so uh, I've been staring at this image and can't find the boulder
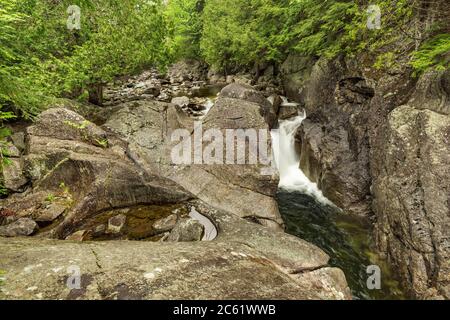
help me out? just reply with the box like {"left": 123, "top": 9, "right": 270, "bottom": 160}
{"left": 0, "top": 218, "right": 38, "bottom": 237}
{"left": 10, "top": 132, "right": 25, "bottom": 152}
{"left": 1, "top": 158, "right": 28, "bottom": 192}
{"left": 153, "top": 214, "right": 178, "bottom": 233}
{"left": 166, "top": 217, "right": 204, "bottom": 242}
{"left": 35, "top": 203, "right": 66, "bottom": 223}
{"left": 278, "top": 105, "right": 300, "bottom": 120}
{"left": 142, "top": 86, "right": 160, "bottom": 97}
{"left": 267, "top": 94, "right": 282, "bottom": 115}
{"left": 1, "top": 107, "right": 193, "bottom": 239}
{"left": 220, "top": 83, "right": 277, "bottom": 128}
{"left": 26, "top": 108, "right": 108, "bottom": 148}
{"left": 171, "top": 96, "right": 190, "bottom": 108}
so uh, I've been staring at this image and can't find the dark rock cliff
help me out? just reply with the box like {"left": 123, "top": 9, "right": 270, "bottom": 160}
{"left": 281, "top": 51, "right": 449, "bottom": 299}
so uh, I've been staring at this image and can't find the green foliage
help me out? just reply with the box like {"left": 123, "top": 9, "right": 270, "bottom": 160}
{"left": 64, "top": 119, "right": 90, "bottom": 130}
{"left": 95, "top": 138, "right": 108, "bottom": 148}
{"left": 0, "top": 0, "right": 40, "bottom": 118}
{"left": 0, "top": 0, "right": 447, "bottom": 122}
{"left": 199, "top": 0, "right": 447, "bottom": 73}
{"left": 412, "top": 34, "right": 450, "bottom": 75}
{"left": 1, "top": 0, "right": 169, "bottom": 116}
{"left": 165, "top": 0, "right": 205, "bottom": 60}
{"left": 199, "top": 0, "right": 372, "bottom": 71}
{"left": 45, "top": 193, "right": 56, "bottom": 203}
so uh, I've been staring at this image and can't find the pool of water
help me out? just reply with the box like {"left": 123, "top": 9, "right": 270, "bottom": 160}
{"left": 277, "top": 191, "right": 407, "bottom": 300}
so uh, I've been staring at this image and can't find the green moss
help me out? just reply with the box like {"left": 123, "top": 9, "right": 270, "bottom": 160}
{"left": 45, "top": 193, "right": 56, "bottom": 203}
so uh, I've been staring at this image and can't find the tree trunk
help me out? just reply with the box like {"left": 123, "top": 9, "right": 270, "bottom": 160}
{"left": 88, "top": 83, "right": 104, "bottom": 106}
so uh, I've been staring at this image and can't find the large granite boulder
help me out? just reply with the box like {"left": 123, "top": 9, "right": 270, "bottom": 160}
{"left": 1, "top": 108, "right": 192, "bottom": 239}
{"left": 0, "top": 218, "right": 38, "bottom": 237}
{"left": 220, "top": 83, "right": 277, "bottom": 128}
{"left": 104, "top": 92, "right": 283, "bottom": 229}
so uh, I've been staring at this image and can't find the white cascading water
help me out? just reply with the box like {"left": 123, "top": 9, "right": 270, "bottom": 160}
{"left": 199, "top": 98, "right": 215, "bottom": 119}
{"left": 271, "top": 104, "right": 333, "bottom": 206}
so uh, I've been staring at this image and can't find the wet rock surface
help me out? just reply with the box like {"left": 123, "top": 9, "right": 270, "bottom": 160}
{"left": 282, "top": 53, "right": 450, "bottom": 298}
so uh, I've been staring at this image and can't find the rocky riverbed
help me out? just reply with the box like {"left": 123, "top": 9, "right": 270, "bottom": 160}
{"left": 0, "top": 57, "right": 448, "bottom": 300}
{"left": 0, "top": 65, "right": 352, "bottom": 300}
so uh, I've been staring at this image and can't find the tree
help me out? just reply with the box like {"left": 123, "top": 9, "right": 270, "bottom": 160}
{"left": 4, "top": 0, "right": 168, "bottom": 108}
{"left": 165, "top": 0, "right": 205, "bottom": 61}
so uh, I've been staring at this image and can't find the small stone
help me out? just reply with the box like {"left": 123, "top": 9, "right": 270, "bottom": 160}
{"left": 0, "top": 218, "right": 38, "bottom": 237}
{"left": 92, "top": 224, "right": 106, "bottom": 237}
{"left": 106, "top": 214, "right": 127, "bottom": 234}
{"left": 65, "top": 230, "right": 90, "bottom": 242}
{"left": 10, "top": 132, "right": 25, "bottom": 152}
{"left": 1, "top": 158, "right": 28, "bottom": 191}
{"left": 171, "top": 96, "right": 190, "bottom": 108}
{"left": 5, "top": 143, "right": 21, "bottom": 157}
{"left": 153, "top": 214, "right": 178, "bottom": 233}
{"left": 143, "top": 86, "right": 161, "bottom": 96}
{"left": 166, "top": 218, "right": 204, "bottom": 242}
{"left": 35, "top": 203, "right": 66, "bottom": 222}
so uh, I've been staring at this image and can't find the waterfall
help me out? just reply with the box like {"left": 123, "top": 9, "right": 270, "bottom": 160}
{"left": 271, "top": 108, "right": 333, "bottom": 206}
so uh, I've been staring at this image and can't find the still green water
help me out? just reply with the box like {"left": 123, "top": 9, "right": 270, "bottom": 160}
{"left": 277, "top": 191, "right": 407, "bottom": 300}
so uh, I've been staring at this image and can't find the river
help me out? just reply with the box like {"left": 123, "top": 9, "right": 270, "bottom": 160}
{"left": 272, "top": 111, "right": 406, "bottom": 300}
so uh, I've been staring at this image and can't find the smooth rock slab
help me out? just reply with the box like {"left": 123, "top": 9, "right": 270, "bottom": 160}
{"left": 0, "top": 238, "right": 351, "bottom": 300}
